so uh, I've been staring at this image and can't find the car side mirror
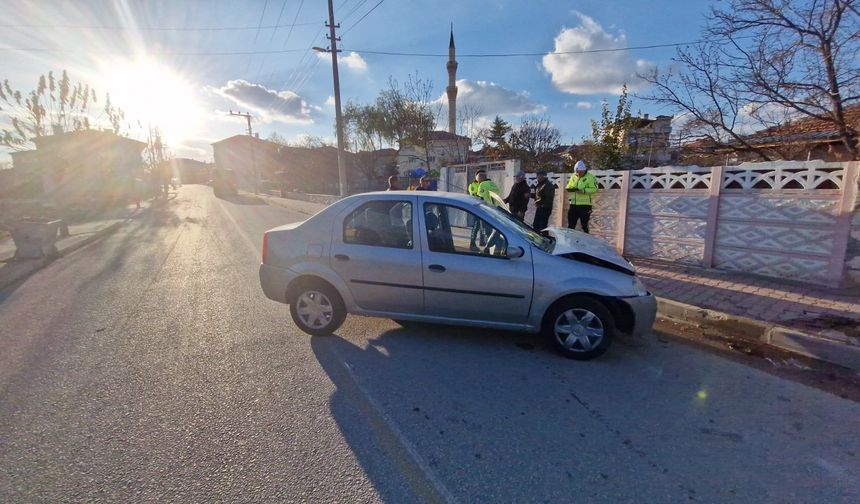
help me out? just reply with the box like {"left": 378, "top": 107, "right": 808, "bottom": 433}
{"left": 508, "top": 246, "right": 525, "bottom": 259}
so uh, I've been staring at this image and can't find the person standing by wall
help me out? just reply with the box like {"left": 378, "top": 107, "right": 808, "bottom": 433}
{"left": 475, "top": 171, "right": 506, "bottom": 254}
{"left": 386, "top": 175, "right": 401, "bottom": 191}
{"left": 532, "top": 170, "right": 556, "bottom": 232}
{"left": 415, "top": 175, "right": 434, "bottom": 191}
{"left": 565, "top": 160, "right": 598, "bottom": 233}
{"left": 468, "top": 170, "right": 486, "bottom": 250}
{"left": 476, "top": 171, "right": 502, "bottom": 206}
{"left": 504, "top": 171, "right": 530, "bottom": 221}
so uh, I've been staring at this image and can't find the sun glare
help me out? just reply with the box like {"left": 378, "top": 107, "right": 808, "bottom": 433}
{"left": 101, "top": 58, "right": 201, "bottom": 146}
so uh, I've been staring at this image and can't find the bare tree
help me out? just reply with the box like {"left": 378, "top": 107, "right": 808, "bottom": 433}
{"left": 378, "top": 73, "right": 441, "bottom": 164}
{"left": 509, "top": 114, "right": 562, "bottom": 170}
{"left": 642, "top": 0, "right": 860, "bottom": 160}
{"left": 344, "top": 101, "right": 389, "bottom": 181}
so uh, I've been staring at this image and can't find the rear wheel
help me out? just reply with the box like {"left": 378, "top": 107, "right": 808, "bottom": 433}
{"left": 543, "top": 296, "right": 614, "bottom": 360}
{"left": 289, "top": 281, "right": 345, "bottom": 336}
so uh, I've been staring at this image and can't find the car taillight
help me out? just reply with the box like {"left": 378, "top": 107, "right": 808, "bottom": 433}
{"left": 262, "top": 232, "right": 269, "bottom": 264}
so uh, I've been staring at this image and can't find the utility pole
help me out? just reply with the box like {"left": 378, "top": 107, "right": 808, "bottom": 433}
{"left": 325, "top": 0, "right": 347, "bottom": 196}
{"left": 229, "top": 110, "right": 258, "bottom": 194}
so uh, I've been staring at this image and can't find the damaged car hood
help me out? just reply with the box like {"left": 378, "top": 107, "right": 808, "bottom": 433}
{"left": 545, "top": 226, "right": 635, "bottom": 274}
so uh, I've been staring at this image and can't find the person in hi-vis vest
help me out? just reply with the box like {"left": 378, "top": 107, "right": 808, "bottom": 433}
{"left": 565, "top": 160, "right": 598, "bottom": 233}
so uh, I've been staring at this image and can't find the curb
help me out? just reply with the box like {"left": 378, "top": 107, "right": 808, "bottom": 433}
{"left": 656, "top": 297, "right": 860, "bottom": 372}
{"left": 0, "top": 216, "right": 131, "bottom": 292}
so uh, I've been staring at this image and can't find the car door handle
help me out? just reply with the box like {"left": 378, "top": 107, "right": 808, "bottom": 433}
{"left": 428, "top": 264, "right": 446, "bottom": 272}
{"left": 334, "top": 254, "right": 350, "bottom": 261}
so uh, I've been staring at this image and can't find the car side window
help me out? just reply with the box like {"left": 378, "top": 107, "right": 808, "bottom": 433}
{"left": 423, "top": 203, "right": 508, "bottom": 257}
{"left": 343, "top": 200, "right": 413, "bottom": 249}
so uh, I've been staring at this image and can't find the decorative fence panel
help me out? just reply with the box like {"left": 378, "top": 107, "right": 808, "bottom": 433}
{"left": 446, "top": 160, "right": 858, "bottom": 287}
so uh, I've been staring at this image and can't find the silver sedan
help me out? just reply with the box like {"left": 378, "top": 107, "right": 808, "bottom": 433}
{"left": 259, "top": 191, "right": 656, "bottom": 360}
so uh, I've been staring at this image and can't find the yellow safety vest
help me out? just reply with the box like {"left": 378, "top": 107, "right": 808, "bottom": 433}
{"left": 477, "top": 180, "right": 501, "bottom": 205}
{"left": 566, "top": 172, "right": 598, "bottom": 205}
{"left": 468, "top": 181, "right": 481, "bottom": 197}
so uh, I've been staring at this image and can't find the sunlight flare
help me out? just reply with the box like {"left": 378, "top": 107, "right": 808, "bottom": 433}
{"left": 100, "top": 57, "right": 201, "bottom": 145}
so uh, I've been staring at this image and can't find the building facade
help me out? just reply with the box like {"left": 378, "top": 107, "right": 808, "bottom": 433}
{"left": 397, "top": 131, "right": 472, "bottom": 176}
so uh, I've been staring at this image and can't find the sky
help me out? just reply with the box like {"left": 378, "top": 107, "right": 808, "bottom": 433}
{"left": 0, "top": 0, "right": 715, "bottom": 163}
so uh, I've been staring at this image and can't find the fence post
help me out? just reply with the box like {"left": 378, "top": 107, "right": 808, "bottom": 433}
{"left": 616, "top": 171, "right": 631, "bottom": 254}
{"left": 828, "top": 161, "right": 859, "bottom": 287}
{"left": 554, "top": 173, "right": 567, "bottom": 227}
{"left": 702, "top": 165, "right": 723, "bottom": 268}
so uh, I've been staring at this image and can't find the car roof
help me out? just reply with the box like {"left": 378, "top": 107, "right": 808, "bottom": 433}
{"left": 355, "top": 191, "right": 481, "bottom": 205}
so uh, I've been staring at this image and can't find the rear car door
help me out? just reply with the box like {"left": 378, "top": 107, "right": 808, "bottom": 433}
{"left": 330, "top": 197, "right": 423, "bottom": 314}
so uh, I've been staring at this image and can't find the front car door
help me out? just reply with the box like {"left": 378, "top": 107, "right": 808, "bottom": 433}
{"left": 330, "top": 197, "right": 423, "bottom": 314}
{"left": 419, "top": 200, "right": 533, "bottom": 325}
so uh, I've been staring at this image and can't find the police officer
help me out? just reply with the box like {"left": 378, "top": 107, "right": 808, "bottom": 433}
{"left": 565, "top": 160, "right": 598, "bottom": 233}
{"left": 476, "top": 171, "right": 502, "bottom": 206}
{"left": 468, "top": 171, "right": 482, "bottom": 198}
{"left": 467, "top": 171, "right": 485, "bottom": 250}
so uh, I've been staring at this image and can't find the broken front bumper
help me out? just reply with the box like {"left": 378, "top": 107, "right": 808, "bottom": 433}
{"left": 619, "top": 292, "right": 657, "bottom": 338}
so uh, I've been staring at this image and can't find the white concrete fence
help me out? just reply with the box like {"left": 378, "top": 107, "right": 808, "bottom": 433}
{"left": 442, "top": 160, "right": 860, "bottom": 288}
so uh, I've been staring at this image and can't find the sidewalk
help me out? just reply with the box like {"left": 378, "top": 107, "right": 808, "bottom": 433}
{"left": 634, "top": 257, "right": 860, "bottom": 370}
{"left": 0, "top": 204, "right": 146, "bottom": 289}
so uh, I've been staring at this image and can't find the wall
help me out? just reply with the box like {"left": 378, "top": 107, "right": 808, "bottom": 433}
{"left": 507, "top": 161, "right": 860, "bottom": 288}
{"left": 848, "top": 182, "right": 860, "bottom": 286}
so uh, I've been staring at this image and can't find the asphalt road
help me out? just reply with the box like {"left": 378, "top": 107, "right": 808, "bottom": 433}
{"left": 1, "top": 185, "right": 859, "bottom": 503}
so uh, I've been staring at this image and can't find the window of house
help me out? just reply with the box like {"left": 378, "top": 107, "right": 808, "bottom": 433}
{"left": 423, "top": 203, "right": 508, "bottom": 257}
{"left": 343, "top": 200, "right": 413, "bottom": 249}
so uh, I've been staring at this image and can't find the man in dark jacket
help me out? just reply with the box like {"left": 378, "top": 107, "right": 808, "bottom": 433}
{"left": 532, "top": 170, "right": 555, "bottom": 231}
{"left": 504, "top": 171, "right": 530, "bottom": 221}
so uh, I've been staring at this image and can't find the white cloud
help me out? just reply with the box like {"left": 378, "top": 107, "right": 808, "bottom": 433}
{"left": 317, "top": 51, "right": 368, "bottom": 72}
{"left": 542, "top": 12, "right": 654, "bottom": 95}
{"left": 172, "top": 137, "right": 216, "bottom": 160}
{"left": 440, "top": 79, "right": 546, "bottom": 115}
{"left": 576, "top": 101, "right": 593, "bottom": 109}
{"left": 212, "top": 80, "right": 313, "bottom": 124}
{"left": 325, "top": 96, "right": 336, "bottom": 107}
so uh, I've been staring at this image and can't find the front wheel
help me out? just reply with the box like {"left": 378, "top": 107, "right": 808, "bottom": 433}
{"left": 543, "top": 296, "right": 614, "bottom": 360}
{"left": 289, "top": 282, "right": 345, "bottom": 336}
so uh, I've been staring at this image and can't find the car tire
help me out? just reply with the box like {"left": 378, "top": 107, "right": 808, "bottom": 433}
{"left": 543, "top": 296, "right": 614, "bottom": 360}
{"left": 289, "top": 281, "right": 346, "bottom": 336}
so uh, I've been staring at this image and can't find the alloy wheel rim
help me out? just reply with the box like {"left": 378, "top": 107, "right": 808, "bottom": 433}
{"left": 296, "top": 290, "right": 334, "bottom": 329}
{"left": 554, "top": 308, "right": 604, "bottom": 352}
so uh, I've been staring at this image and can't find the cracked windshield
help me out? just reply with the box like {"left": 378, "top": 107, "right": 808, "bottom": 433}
{"left": 2, "top": 1, "right": 860, "bottom": 502}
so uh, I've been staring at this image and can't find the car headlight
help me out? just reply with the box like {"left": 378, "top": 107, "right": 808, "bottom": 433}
{"left": 632, "top": 276, "right": 649, "bottom": 296}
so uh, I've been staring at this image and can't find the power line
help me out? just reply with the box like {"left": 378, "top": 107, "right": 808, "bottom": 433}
{"left": 341, "top": 0, "right": 370, "bottom": 22}
{"left": 254, "top": 0, "right": 307, "bottom": 84}
{"left": 0, "top": 21, "right": 322, "bottom": 32}
{"left": 281, "top": 0, "right": 307, "bottom": 49}
{"left": 1, "top": 35, "right": 757, "bottom": 58}
{"left": 342, "top": 38, "right": 754, "bottom": 57}
{"left": 268, "top": 0, "right": 289, "bottom": 42}
{"left": 253, "top": 0, "right": 270, "bottom": 43}
{"left": 342, "top": 0, "right": 384, "bottom": 35}
{"left": 0, "top": 46, "right": 308, "bottom": 55}
{"left": 284, "top": 27, "right": 327, "bottom": 90}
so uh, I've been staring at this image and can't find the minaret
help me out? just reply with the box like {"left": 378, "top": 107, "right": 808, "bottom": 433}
{"left": 446, "top": 24, "right": 458, "bottom": 134}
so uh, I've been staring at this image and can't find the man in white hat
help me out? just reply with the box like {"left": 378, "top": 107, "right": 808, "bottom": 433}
{"left": 565, "top": 160, "right": 598, "bottom": 233}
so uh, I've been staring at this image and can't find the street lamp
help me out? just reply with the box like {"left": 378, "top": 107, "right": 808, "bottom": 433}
{"left": 313, "top": 10, "right": 348, "bottom": 197}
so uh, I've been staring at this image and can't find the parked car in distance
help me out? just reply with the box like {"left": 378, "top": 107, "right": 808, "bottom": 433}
{"left": 259, "top": 191, "right": 656, "bottom": 360}
{"left": 212, "top": 168, "right": 238, "bottom": 197}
